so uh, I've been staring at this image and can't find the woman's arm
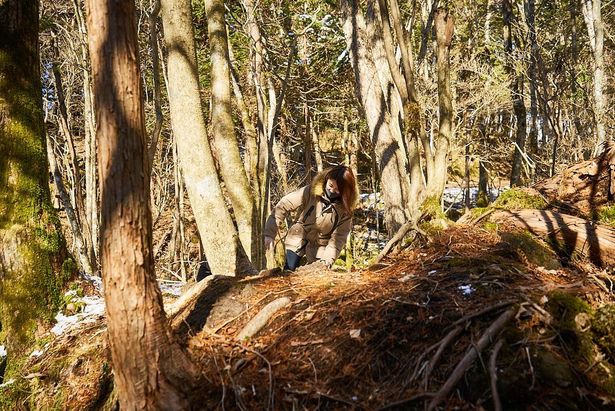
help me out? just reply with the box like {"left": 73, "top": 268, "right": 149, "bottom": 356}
{"left": 320, "top": 216, "right": 352, "bottom": 265}
{"left": 263, "top": 186, "right": 309, "bottom": 240}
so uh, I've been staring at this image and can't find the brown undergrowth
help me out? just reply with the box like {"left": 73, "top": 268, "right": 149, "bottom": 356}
{"left": 7, "top": 225, "right": 615, "bottom": 410}
{"left": 187, "top": 226, "right": 615, "bottom": 410}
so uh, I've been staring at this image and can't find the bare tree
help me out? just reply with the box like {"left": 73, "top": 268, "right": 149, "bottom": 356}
{"left": 581, "top": 0, "right": 607, "bottom": 150}
{"left": 160, "top": 0, "right": 254, "bottom": 276}
{"left": 206, "top": 0, "right": 256, "bottom": 261}
{"left": 85, "top": 0, "right": 202, "bottom": 407}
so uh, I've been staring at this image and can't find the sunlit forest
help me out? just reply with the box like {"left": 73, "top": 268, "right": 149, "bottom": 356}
{"left": 1, "top": 0, "right": 615, "bottom": 409}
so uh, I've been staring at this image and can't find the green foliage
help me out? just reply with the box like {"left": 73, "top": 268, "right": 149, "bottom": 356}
{"left": 492, "top": 188, "right": 547, "bottom": 210}
{"left": 596, "top": 205, "right": 615, "bottom": 227}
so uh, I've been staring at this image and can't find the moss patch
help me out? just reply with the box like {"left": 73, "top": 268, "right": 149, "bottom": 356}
{"left": 493, "top": 187, "right": 548, "bottom": 210}
{"left": 499, "top": 230, "right": 561, "bottom": 270}
{"left": 596, "top": 205, "right": 615, "bottom": 227}
{"left": 592, "top": 304, "right": 615, "bottom": 360}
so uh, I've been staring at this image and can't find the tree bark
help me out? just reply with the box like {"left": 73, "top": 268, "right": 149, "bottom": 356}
{"left": 0, "top": 0, "right": 70, "bottom": 359}
{"left": 341, "top": 0, "right": 415, "bottom": 233}
{"left": 492, "top": 209, "right": 615, "bottom": 268}
{"left": 432, "top": 8, "right": 454, "bottom": 199}
{"left": 502, "top": 0, "right": 528, "bottom": 187}
{"left": 72, "top": 0, "right": 99, "bottom": 265}
{"left": 206, "top": 0, "right": 256, "bottom": 261}
{"left": 84, "top": 0, "right": 203, "bottom": 408}
{"left": 581, "top": 0, "right": 607, "bottom": 150}
{"left": 160, "top": 0, "right": 254, "bottom": 276}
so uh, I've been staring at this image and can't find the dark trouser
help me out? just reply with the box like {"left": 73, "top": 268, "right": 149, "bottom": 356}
{"left": 284, "top": 250, "right": 302, "bottom": 271}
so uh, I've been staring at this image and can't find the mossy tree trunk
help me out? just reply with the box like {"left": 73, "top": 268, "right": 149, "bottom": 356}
{"left": 84, "top": 0, "right": 203, "bottom": 408}
{"left": 0, "top": 0, "right": 72, "bottom": 360}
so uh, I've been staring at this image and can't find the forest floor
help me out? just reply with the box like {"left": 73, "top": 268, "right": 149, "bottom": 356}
{"left": 6, "top": 219, "right": 615, "bottom": 410}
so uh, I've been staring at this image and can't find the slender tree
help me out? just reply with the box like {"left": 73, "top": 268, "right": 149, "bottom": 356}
{"left": 502, "top": 0, "right": 528, "bottom": 186}
{"left": 206, "top": 0, "right": 257, "bottom": 262}
{"left": 433, "top": 8, "right": 454, "bottom": 199}
{"left": 341, "top": 0, "right": 416, "bottom": 233}
{"left": 85, "top": 0, "right": 202, "bottom": 407}
{"left": 160, "top": 0, "right": 254, "bottom": 276}
{"left": 581, "top": 0, "right": 607, "bottom": 150}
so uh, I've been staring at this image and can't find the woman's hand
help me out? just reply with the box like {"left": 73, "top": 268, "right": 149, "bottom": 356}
{"left": 264, "top": 236, "right": 274, "bottom": 250}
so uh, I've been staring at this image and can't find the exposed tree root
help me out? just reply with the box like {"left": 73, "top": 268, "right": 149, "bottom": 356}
{"left": 489, "top": 338, "right": 505, "bottom": 411}
{"left": 236, "top": 297, "right": 292, "bottom": 340}
{"left": 427, "top": 306, "right": 517, "bottom": 410}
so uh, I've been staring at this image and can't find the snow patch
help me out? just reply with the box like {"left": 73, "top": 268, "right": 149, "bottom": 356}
{"left": 458, "top": 284, "right": 476, "bottom": 296}
{"left": 159, "top": 280, "right": 184, "bottom": 297}
{"left": 30, "top": 350, "right": 44, "bottom": 358}
{"left": 51, "top": 295, "right": 105, "bottom": 336}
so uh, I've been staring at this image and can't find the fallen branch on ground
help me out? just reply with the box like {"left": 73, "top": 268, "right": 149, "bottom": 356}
{"left": 428, "top": 306, "right": 517, "bottom": 410}
{"left": 489, "top": 339, "right": 505, "bottom": 411}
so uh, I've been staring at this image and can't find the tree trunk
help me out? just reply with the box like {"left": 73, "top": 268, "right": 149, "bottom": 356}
{"left": 432, "top": 8, "right": 454, "bottom": 199}
{"left": 379, "top": 0, "right": 425, "bottom": 214}
{"left": 147, "top": 0, "right": 163, "bottom": 169}
{"left": 50, "top": 56, "right": 97, "bottom": 274}
{"left": 72, "top": 0, "right": 99, "bottom": 266}
{"left": 502, "top": 0, "right": 528, "bottom": 187}
{"left": 477, "top": 116, "right": 490, "bottom": 207}
{"left": 492, "top": 209, "right": 615, "bottom": 268}
{"left": 206, "top": 0, "right": 256, "bottom": 261}
{"left": 84, "top": 0, "right": 203, "bottom": 408}
{"left": 525, "top": 0, "right": 539, "bottom": 158}
{"left": 46, "top": 132, "right": 95, "bottom": 276}
{"left": 160, "top": 0, "right": 254, "bottom": 276}
{"left": 341, "top": 0, "right": 414, "bottom": 234}
{"left": 0, "top": 0, "right": 71, "bottom": 359}
{"left": 581, "top": 0, "right": 607, "bottom": 150}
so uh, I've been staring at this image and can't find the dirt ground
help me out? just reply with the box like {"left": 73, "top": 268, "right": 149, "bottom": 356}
{"left": 183, "top": 225, "right": 615, "bottom": 410}
{"left": 7, "top": 223, "right": 615, "bottom": 410}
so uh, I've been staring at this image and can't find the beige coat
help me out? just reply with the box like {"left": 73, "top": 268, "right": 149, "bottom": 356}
{"left": 264, "top": 173, "right": 354, "bottom": 265}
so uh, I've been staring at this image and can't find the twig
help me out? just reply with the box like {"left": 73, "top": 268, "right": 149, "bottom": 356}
{"left": 229, "top": 341, "right": 275, "bottom": 411}
{"left": 375, "top": 220, "right": 417, "bottom": 263}
{"left": 423, "top": 326, "right": 464, "bottom": 389}
{"left": 428, "top": 307, "right": 517, "bottom": 410}
{"left": 376, "top": 392, "right": 435, "bottom": 410}
{"left": 525, "top": 346, "right": 535, "bottom": 390}
{"left": 489, "top": 339, "right": 504, "bottom": 411}
{"left": 448, "top": 301, "right": 515, "bottom": 329}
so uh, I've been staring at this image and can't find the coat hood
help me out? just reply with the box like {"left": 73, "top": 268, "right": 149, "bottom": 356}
{"left": 309, "top": 168, "right": 359, "bottom": 212}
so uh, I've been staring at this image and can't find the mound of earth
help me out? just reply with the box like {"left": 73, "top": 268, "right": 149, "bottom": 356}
{"left": 5, "top": 225, "right": 615, "bottom": 410}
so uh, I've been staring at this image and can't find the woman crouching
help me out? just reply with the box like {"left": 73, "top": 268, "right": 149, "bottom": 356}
{"left": 264, "top": 165, "right": 359, "bottom": 270}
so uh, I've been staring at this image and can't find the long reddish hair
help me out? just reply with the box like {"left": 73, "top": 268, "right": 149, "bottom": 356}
{"left": 324, "top": 165, "right": 358, "bottom": 215}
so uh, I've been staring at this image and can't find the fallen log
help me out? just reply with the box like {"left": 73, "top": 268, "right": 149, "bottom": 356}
{"left": 492, "top": 209, "right": 615, "bottom": 267}
{"left": 533, "top": 141, "right": 615, "bottom": 215}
